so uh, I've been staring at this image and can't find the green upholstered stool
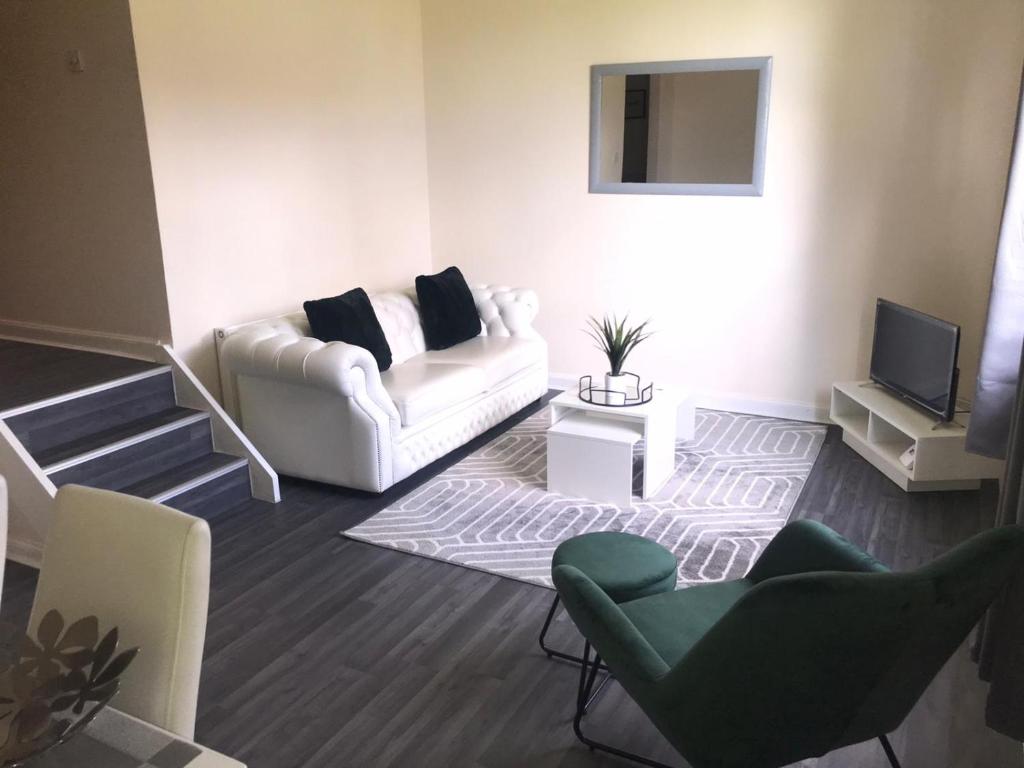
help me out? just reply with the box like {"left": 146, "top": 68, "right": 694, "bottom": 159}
{"left": 540, "top": 531, "right": 677, "bottom": 664}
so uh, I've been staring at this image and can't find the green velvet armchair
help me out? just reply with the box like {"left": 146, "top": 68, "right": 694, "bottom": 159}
{"left": 553, "top": 519, "right": 1024, "bottom": 768}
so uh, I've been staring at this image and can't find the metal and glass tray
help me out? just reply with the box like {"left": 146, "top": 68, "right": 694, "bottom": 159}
{"left": 578, "top": 372, "right": 653, "bottom": 407}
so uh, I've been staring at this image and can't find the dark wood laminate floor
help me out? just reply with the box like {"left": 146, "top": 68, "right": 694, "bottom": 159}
{"left": 2, "top": 397, "right": 1019, "bottom": 768}
{"left": 0, "top": 339, "right": 159, "bottom": 412}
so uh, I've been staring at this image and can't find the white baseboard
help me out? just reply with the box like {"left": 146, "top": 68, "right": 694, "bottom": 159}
{"left": 548, "top": 372, "right": 829, "bottom": 424}
{"left": 548, "top": 372, "right": 580, "bottom": 391}
{"left": 693, "top": 392, "right": 828, "bottom": 424}
{"left": 0, "top": 318, "right": 165, "bottom": 361}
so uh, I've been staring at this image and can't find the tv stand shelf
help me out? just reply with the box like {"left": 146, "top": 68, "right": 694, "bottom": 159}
{"left": 829, "top": 381, "right": 1002, "bottom": 492}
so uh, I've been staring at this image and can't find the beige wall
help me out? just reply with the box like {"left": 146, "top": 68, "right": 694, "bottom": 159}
{"left": 647, "top": 70, "right": 759, "bottom": 184}
{"left": 0, "top": 0, "right": 171, "bottom": 342}
{"left": 7, "top": 0, "right": 1017, "bottom": 417}
{"left": 129, "top": 0, "right": 433, "bottom": 391}
{"left": 421, "top": 0, "right": 1024, "bottom": 414}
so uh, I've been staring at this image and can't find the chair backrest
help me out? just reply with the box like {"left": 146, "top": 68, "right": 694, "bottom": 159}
{"left": 29, "top": 485, "right": 211, "bottom": 739}
{"left": 671, "top": 525, "right": 1024, "bottom": 768}
{"left": 557, "top": 525, "right": 1024, "bottom": 768}
{"left": 552, "top": 563, "right": 671, "bottom": 689}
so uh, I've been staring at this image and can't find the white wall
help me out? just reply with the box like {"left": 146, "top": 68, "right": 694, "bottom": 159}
{"left": 15, "top": 0, "right": 1015, "bottom": 419}
{"left": 129, "top": 0, "right": 434, "bottom": 392}
{"left": 0, "top": 0, "right": 171, "bottom": 344}
{"left": 420, "top": 0, "right": 1024, "bottom": 417}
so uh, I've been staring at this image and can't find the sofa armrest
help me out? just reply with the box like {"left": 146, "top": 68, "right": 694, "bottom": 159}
{"left": 219, "top": 325, "right": 400, "bottom": 435}
{"left": 472, "top": 285, "right": 541, "bottom": 339}
{"left": 746, "top": 519, "right": 888, "bottom": 583}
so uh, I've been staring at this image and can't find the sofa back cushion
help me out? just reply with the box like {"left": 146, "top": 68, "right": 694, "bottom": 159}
{"left": 303, "top": 288, "right": 393, "bottom": 371}
{"left": 369, "top": 292, "right": 427, "bottom": 366}
{"left": 415, "top": 266, "right": 482, "bottom": 350}
{"left": 220, "top": 285, "right": 484, "bottom": 372}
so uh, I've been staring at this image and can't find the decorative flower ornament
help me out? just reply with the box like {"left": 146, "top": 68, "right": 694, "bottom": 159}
{"left": 0, "top": 610, "right": 138, "bottom": 767}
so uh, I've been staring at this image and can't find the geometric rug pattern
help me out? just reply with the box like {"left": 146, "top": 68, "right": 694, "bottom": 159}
{"left": 344, "top": 408, "right": 826, "bottom": 589}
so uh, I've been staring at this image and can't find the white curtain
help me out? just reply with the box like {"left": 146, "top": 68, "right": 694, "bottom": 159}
{"left": 967, "top": 66, "right": 1024, "bottom": 741}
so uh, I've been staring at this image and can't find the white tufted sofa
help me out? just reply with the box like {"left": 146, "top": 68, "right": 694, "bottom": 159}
{"left": 215, "top": 285, "right": 547, "bottom": 492}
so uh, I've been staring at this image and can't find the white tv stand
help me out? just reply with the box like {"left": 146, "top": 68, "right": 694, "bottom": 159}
{"left": 829, "top": 381, "right": 1003, "bottom": 492}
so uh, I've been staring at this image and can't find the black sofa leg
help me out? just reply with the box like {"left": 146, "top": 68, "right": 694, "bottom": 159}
{"left": 879, "top": 735, "right": 902, "bottom": 768}
{"left": 571, "top": 641, "right": 676, "bottom": 768}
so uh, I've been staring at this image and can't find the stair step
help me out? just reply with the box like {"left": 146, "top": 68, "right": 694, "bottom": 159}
{"left": 123, "top": 453, "right": 248, "bottom": 504}
{"left": 3, "top": 367, "right": 176, "bottom": 456}
{"left": 37, "top": 407, "right": 208, "bottom": 472}
{"left": 48, "top": 415, "right": 214, "bottom": 491}
{"left": 0, "top": 340, "right": 163, "bottom": 413}
{"left": 161, "top": 461, "right": 252, "bottom": 521}
{"left": 1, "top": 341, "right": 258, "bottom": 519}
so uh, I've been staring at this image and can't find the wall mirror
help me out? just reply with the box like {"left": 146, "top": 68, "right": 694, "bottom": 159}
{"left": 589, "top": 56, "right": 772, "bottom": 196}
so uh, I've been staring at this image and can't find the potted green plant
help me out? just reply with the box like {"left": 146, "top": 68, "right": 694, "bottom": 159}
{"left": 585, "top": 314, "right": 652, "bottom": 399}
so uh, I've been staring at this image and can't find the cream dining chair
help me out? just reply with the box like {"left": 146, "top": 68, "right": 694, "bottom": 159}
{"left": 29, "top": 485, "right": 210, "bottom": 739}
{"left": 0, "top": 475, "right": 7, "bottom": 605}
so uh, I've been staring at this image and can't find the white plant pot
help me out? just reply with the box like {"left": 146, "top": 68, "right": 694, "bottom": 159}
{"left": 604, "top": 373, "right": 634, "bottom": 403}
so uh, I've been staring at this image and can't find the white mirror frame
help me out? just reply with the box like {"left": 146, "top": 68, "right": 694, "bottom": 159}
{"left": 588, "top": 56, "right": 773, "bottom": 196}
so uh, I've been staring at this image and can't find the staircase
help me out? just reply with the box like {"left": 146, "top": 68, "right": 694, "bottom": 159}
{"left": 1, "top": 362, "right": 254, "bottom": 520}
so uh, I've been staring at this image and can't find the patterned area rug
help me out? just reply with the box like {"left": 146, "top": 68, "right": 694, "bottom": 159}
{"left": 344, "top": 408, "right": 826, "bottom": 589}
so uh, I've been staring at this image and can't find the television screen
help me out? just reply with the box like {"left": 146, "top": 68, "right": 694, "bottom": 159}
{"left": 869, "top": 299, "right": 960, "bottom": 421}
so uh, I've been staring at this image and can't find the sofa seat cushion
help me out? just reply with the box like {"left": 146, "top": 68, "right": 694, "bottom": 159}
{"left": 421, "top": 337, "right": 546, "bottom": 391}
{"left": 619, "top": 579, "right": 753, "bottom": 667}
{"left": 381, "top": 360, "right": 486, "bottom": 426}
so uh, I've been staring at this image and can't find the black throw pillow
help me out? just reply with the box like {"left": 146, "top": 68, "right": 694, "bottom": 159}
{"left": 303, "top": 288, "right": 393, "bottom": 371}
{"left": 415, "top": 266, "right": 480, "bottom": 350}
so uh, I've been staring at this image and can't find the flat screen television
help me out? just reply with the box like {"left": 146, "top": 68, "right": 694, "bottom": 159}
{"left": 869, "top": 299, "right": 960, "bottom": 422}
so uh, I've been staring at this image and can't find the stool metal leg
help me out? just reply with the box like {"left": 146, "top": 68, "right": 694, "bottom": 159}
{"left": 538, "top": 595, "right": 563, "bottom": 658}
{"left": 879, "top": 735, "right": 902, "bottom": 768}
{"left": 540, "top": 594, "right": 611, "bottom": 713}
{"left": 539, "top": 595, "right": 609, "bottom": 668}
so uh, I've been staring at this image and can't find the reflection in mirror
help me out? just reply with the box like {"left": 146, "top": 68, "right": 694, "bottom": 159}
{"left": 590, "top": 58, "right": 771, "bottom": 196}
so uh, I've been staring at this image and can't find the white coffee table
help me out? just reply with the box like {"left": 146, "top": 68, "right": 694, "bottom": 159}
{"left": 549, "top": 386, "right": 695, "bottom": 500}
